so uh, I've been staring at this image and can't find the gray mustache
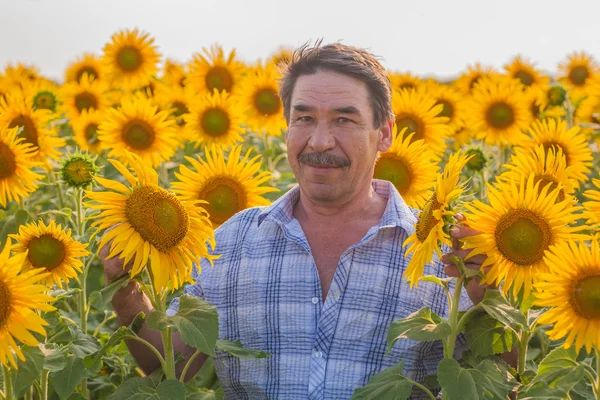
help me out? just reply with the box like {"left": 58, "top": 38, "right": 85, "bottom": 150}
{"left": 297, "top": 152, "right": 350, "bottom": 167}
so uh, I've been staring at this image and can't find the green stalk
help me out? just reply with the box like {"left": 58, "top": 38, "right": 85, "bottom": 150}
{"left": 75, "top": 188, "right": 89, "bottom": 398}
{"left": 76, "top": 188, "right": 85, "bottom": 237}
{"left": 180, "top": 350, "right": 201, "bottom": 382}
{"left": 2, "top": 365, "right": 12, "bottom": 400}
{"left": 162, "top": 327, "right": 176, "bottom": 379}
{"left": 444, "top": 274, "right": 465, "bottom": 359}
{"left": 594, "top": 347, "right": 600, "bottom": 400}
{"left": 39, "top": 370, "right": 49, "bottom": 400}
{"left": 517, "top": 329, "right": 530, "bottom": 377}
{"left": 23, "top": 386, "right": 32, "bottom": 400}
{"left": 50, "top": 171, "right": 66, "bottom": 211}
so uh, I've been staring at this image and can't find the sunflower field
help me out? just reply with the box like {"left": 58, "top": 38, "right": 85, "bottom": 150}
{"left": 0, "top": 27, "right": 600, "bottom": 400}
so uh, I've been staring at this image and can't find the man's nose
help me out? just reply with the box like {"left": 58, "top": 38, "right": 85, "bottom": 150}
{"left": 307, "top": 122, "right": 335, "bottom": 152}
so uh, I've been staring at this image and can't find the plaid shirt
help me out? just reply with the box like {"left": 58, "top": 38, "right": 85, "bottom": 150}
{"left": 168, "top": 180, "right": 471, "bottom": 400}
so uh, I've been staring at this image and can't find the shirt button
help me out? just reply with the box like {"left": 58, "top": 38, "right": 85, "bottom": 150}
{"left": 314, "top": 351, "right": 323, "bottom": 358}
{"left": 311, "top": 297, "right": 319, "bottom": 304}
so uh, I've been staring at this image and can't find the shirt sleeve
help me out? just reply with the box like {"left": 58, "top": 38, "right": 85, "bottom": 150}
{"left": 166, "top": 258, "right": 211, "bottom": 316}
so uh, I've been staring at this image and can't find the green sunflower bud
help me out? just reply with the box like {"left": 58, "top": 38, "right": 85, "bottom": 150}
{"left": 60, "top": 152, "right": 99, "bottom": 188}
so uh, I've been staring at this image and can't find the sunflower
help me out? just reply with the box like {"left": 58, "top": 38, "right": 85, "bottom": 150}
{"left": 21, "top": 79, "right": 60, "bottom": 113}
{"left": 422, "top": 82, "right": 466, "bottom": 133}
{"left": 374, "top": 128, "right": 438, "bottom": 209}
{"left": 59, "top": 73, "right": 107, "bottom": 120}
{"left": 85, "top": 151, "right": 215, "bottom": 292}
{"left": 237, "top": 65, "right": 287, "bottom": 136}
{"left": 558, "top": 51, "right": 599, "bottom": 100}
{"left": 453, "top": 63, "right": 498, "bottom": 94}
{"left": 102, "top": 28, "right": 160, "bottom": 89}
{"left": 583, "top": 179, "right": 600, "bottom": 226}
{"left": 463, "top": 174, "right": 585, "bottom": 299}
{"left": 10, "top": 220, "right": 90, "bottom": 288}
{"left": 3, "top": 63, "right": 40, "bottom": 88}
{"left": 154, "top": 82, "right": 197, "bottom": 138}
{"left": 161, "top": 59, "right": 187, "bottom": 88}
{"left": 0, "top": 93, "right": 65, "bottom": 165}
{"left": 499, "top": 144, "right": 576, "bottom": 203}
{"left": 464, "top": 75, "right": 531, "bottom": 146}
{"left": 403, "top": 151, "right": 471, "bottom": 287}
{"left": 389, "top": 72, "right": 423, "bottom": 92}
{"left": 70, "top": 109, "right": 103, "bottom": 153}
{"left": 575, "top": 78, "right": 600, "bottom": 124}
{"left": 65, "top": 53, "right": 106, "bottom": 83}
{"left": 267, "top": 47, "right": 294, "bottom": 69}
{"left": 183, "top": 90, "right": 244, "bottom": 149}
{"left": 187, "top": 45, "right": 246, "bottom": 95}
{"left": 529, "top": 84, "right": 567, "bottom": 119}
{"left": 391, "top": 88, "right": 450, "bottom": 156}
{"left": 172, "top": 145, "right": 277, "bottom": 227}
{"left": 0, "top": 126, "right": 43, "bottom": 207}
{"left": 503, "top": 55, "right": 550, "bottom": 89}
{"left": 0, "top": 241, "right": 55, "bottom": 368}
{"left": 98, "top": 95, "right": 179, "bottom": 167}
{"left": 520, "top": 118, "right": 593, "bottom": 187}
{"left": 534, "top": 239, "right": 600, "bottom": 354}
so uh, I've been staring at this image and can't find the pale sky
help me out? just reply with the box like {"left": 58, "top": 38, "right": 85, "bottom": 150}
{"left": 1, "top": 0, "right": 599, "bottom": 82}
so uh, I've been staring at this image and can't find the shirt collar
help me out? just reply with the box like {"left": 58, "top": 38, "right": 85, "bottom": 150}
{"left": 257, "top": 179, "right": 416, "bottom": 236}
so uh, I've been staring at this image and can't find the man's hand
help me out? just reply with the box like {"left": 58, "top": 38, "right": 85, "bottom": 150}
{"left": 441, "top": 214, "right": 491, "bottom": 305}
{"left": 99, "top": 226, "right": 133, "bottom": 284}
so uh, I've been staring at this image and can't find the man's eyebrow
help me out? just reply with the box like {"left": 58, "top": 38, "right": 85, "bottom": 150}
{"left": 292, "top": 104, "right": 314, "bottom": 112}
{"left": 333, "top": 106, "right": 361, "bottom": 115}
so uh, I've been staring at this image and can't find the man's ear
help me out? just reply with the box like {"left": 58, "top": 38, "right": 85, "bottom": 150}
{"left": 377, "top": 119, "right": 393, "bottom": 152}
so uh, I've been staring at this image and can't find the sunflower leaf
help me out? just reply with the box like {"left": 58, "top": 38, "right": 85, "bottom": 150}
{"left": 12, "top": 345, "right": 45, "bottom": 397}
{"left": 83, "top": 325, "right": 134, "bottom": 369}
{"left": 479, "top": 290, "right": 527, "bottom": 333}
{"left": 386, "top": 307, "right": 452, "bottom": 351}
{"left": 146, "top": 295, "right": 218, "bottom": 356}
{"left": 350, "top": 361, "right": 414, "bottom": 400}
{"left": 89, "top": 274, "right": 130, "bottom": 309}
{"left": 437, "top": 358, "right": 516, "bottom": 400}
{"left": 107, "top": 377, "right": 186, "bottom": 400}
{"left": 465, "top": 312, "right": 517, "bottom": 357}
{"left": 529, "top": 347, "right": 594, "bottom": 394}
{"left": 215, "top": 339, "right": 269, "bottom": 359}
{"left": 518, "top": 382, "right": 569, "bottom": 399}
{"left": 51, "top": 356, "right": 87, "bottom": 400}
{"left": 186, "top": 388, "right": 225, "bottom": 400}
{"left": 418, "top": 275, "right": 452, "bottom": 289}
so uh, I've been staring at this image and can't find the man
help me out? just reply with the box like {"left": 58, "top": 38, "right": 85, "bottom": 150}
{"left": 102, "top": 43, "right": 486, "bottom": 399}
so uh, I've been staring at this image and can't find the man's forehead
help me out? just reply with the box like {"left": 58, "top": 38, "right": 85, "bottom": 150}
{"left": 291, "top": 72, "right": 370, "bottom": 111}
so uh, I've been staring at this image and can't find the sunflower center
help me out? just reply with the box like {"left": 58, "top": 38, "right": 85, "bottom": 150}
{"left": 75, "top": 92, "right": 98, "bottom": 113}
{"left": 205, "top": 66, "right": 234, "bottom": 92}
{"left": 533, "top": 174, "right": 565, "bottom": 203}
{"left": 0, "top": 280, "right": 12, "bottom": 327}
{"left": 63, "top": 159, "right": 95, "bottom": 187}
{"left": 33, "top": 91, "right": 57, "bottom": 111}
{"left": 547, "top": 87, "right": 567, "bottom": 106}
{"left": 437, "top": 100, "right": 454, "bottom": 119}
{"left": 572, "top": 275, "right": 600, "bottom": 319}
{"left": 469, "top": 75, "right": 482, "bottom": 90}
{"left": 398, "top": 83, "right": 416, "bottom": 91}
{"left": 542, "top": 142, "right": 570, "bottom": 165}
{"left": 254, "top": 88, "right": 281, "bottom": 115}
{"left": 396, "top": 114, "right": 424, "bottom": 142}
{"left": 9, "top": 115, "right": 38, "bottom": 147}
{"left": 201, "top": 108, "right": 230, "bottom": 137}
{"left": 0, "top": 142, "right": 17, "bottom": 179}
{"left": 530, "top": 101, "right": 541, "bottom": 119}
{"left": 486, "top": 103, "right": 514, "bottom": 130}
{"left": 117, "top": 47, "right": 144, "bottom": 72}
{"left": 76, "top": 67, "right": 98, "bottom": 82}
{"left": 416, "top": 196, "right": 442, "bottom": 243}
{"left": 85, "top": 123, "right": 99, "bottom": 144}
{"left": 569, "top": 66, "right": 589, "bottom": 86}
{"left": 122, "top": 119, "right": 156, "bottom": 150}
{"left": 373, "top": 155, "right": 413, "bottom": 195}
{"left": 495, "top": 209, "right": 552, "bottom": 266}
{"left": 172, "top": 101, "right": 188, "bottom": 118}
{"left": 28, "top": 234, "right": 66, "bottom": 271}
{"left": 198, "top": 177, "right": 248, "bottom": 225}
{"left": 514, "top": 70, "right": 534, "bottom": 87}
{"left": 125, "top": 185, "right": 189, "bottom": 252}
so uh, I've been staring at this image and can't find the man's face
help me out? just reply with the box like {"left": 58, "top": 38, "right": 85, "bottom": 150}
{"left": 286, "top": 70, "right": 392, "bottom": 204}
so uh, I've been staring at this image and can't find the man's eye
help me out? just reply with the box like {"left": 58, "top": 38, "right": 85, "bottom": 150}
{"left": 337, "top": 117, "right": 352, "bottom": 123}
{"left": 297, "top": 116, "right": 313, "bottom": 122}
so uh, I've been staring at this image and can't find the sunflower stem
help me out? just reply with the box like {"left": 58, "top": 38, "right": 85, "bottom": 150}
{"left": 180, "top": 349, "right": 201, "bottom": 383}
{"left": 162, "top": 327, "right": 176, "bottom": 380}
{"left": 23, "top": 386, "right": 32, "bottom": 400}
{"left": 594, "top": 347, "right": 600, "bottom": 400}
{"left": 444, "top": 274, "right": 466, "bottom": 359}
{"left": 50, "top": 171, "right": 66, "bottom": 212}
{"left": 39, "top": 369, "right": 49, "bottom": 400}
{"left": 76, "top": 188, "right": 85, "bottom": 238}
{"left": 517, "top": 328, "right": 530, "bottom": 377}
{"left": 2, "top": 365, "right": 12, "bottom": 400}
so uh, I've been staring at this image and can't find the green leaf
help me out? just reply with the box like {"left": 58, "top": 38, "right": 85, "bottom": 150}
{"left": 156, "top": 380, "right": 186, "bottom": 400}
{"left": 51, "top": 357, "right": 87, "bottom": 400}
{"left": 13, "top": 345, "right": 45, "bottom": 397}
{"left": 48, "top": 288, "right": 82, "bottom": 301}
{"left": 351, "top": 361, "right": 413, "bottom": 400}
{"left": 418, "top": 275, "right": 451, "bottom": 288}
{"left": 530, "top": 347, "right": 593, "bottom": 394}
{"left": 41, "top": 343, "right": 67, "bottom": 372}
{"left": 187, "top": 388, "right": 225, "bottom": 400}
{"left": 67, "top": 325, "right": 101, "bottom": 357}
{"left": 215, "top": 339, "right": 269, "bottom": 359}
{"left": 519, "top": 382, "right": 569, "bottom": 399}
{"left": 146, "top": 295, "right": 218, "bottom": 356}
{"left": 437, "top": 359, "right": 516, "bottom": 400}
{"left": 84, "top": 326, "right": 131, "bottom": 368}
{"left": 67, "top": 394, "right": 86, "bottom": 400}
{"left": 89, "top": 274, "right": 130, "bottom": 309}
{"left": 387, "top": 307, "right": 451, "bottom": 351}
{"left": 479, "top": 290, "right": 527, "bottom": 333}
{"left": 465, "top": 312, "right": 517, "bottom": 357}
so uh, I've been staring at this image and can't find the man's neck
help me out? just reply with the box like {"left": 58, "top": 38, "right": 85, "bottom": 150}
{"left": 293, "top": 181, "right": 387, "bottom": 226}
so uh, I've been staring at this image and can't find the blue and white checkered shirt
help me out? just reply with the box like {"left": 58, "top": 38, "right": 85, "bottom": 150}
{"left": 168, "top": 180, "right": 471, "bottom": 400}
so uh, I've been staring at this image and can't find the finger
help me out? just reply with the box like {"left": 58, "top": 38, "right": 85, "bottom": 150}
{"left": 452, "top": 236, "right": 461, "bottom": 251}
{"left": 454, "top": 213, "right": 466, "bottom": 222}
{"left": 99, "top": 239, "right": 114, "bottom": 262}
{"left": 449, "top": 224, "right": 482, "bottom": 239}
